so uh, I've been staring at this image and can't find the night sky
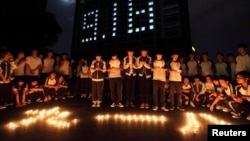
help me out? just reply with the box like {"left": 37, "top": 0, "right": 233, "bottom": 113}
{"left": 46, "top": 0, "right": 250, "bottom": 60}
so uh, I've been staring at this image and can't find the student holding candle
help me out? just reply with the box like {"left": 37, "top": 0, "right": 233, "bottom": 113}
{"left": 123, "top": 49, "right": 137, "bottom": 107}
{"left": 90, "top": 53, "right": 106, "bottom": 107}
{"left": 151, "top": 52, "right": 168, "bottom": 111}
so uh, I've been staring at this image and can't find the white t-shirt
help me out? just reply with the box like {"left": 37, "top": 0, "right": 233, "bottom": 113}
{"left": 187, "top": 60, "right": 198, "bottom": 77}
{"left": 169, "top": 61, "right": 182, "bottom": 82}
{"left": 200, "top": 61, "right": 213, "bottom": 76}
{"left": 42, "top": 58, "right": 55, "bottom": 73}
{"left": 205, "top": 82, "right": 215, "bottom": 92}
{"left": 230, "top": 62, "right": 236, "bottom": 80}
{"left": 80, "top": 65, "right": 90, "bottom": 78}
{"left": 108, "top": 59, "right": 121, "bottom": 78}
{"left": 215, "top": 62, "right": 229, "bottom": 77}
{"left": 13, "top": 59, "right": 26, "bottom": 76}
{"left": 59, "top": 60, "right": 70, "bottom": 75}
{"left": 236, "top": 54, "right": 250, "bottom": 73}
{"left": 25, "top": 56, "right": 42, "bottom": 76}
{"left": 238, "top": 85, "right": 250, "bottom": 102}
{"left": 152, "top": 60, "right": 166, "bottom": 82}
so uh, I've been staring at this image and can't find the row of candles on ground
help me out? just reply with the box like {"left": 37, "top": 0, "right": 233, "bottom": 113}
{"left": 7, "top": 107, "right": 79, "bottom": 130}
{"left": 6, "top": 107, "right": 231, "bottom": 133}
{"left": 95, "top": 114, "right": 167, "bottom": 123}
{"left": 180, "top": 112, "right": 231, "bottom": 134}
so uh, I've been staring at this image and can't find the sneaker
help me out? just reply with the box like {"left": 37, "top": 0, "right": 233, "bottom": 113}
{"left": 62, "top": 97, "right": 66, "bottom": 100}
{"left": 161, "top": 106, "right": 169, "bottom": 112}
{"left": 54, "top": 97, "right": 58, "bottom": 101}
{"left": 81, "top": 94, "right": 87, "bottom": 98}
{"left": 222, "top": 107, "right": 230, "bottom": 112}
{"left": 110, "top": 103, "right": 116, "bottom": 108}
{"left": 140, "top": 103, "right": 145, "bottom": 109}
{"left": 92, "top": 101, "right": 97, "bottom": 107}
{"left": 230, "top": 111, "right": 239, "bottom": 116}
{"left": 190, "top": 101, "right": 196, "bottom": 107}
{"left": 0, "top": 106, "right": 6, "bottom": 109}
{"left": 145, "top": 103, "right": 149, "bottom": 109}
{"left": 246, "top": 115, "right": 250, "bottom": 121}
{"left": 232, "top": 114, "right": 241, "bottom": 119}
{"left": 125, "top": 102, "right": 130, "bottom": 107}
{"left": 201, "top": 104, "right": 205, "bottom": 107}
{"left": 153, "top": 106, "right": 158, "bottom": 111}
{"left": 170, "top": 107, "right": 175, "bottom": 111}
{"left": 36, "top": 98, "right": 43, "bottom": 102}
{"left": 96, "top": 103, "right": 101, "bottom": 107}
{"left": 216, "top": 105, "right": 223, "bottom": 110}
{"left": 117, "top": 103, "right": 124, "bottom": 108}
{"left": 130, "top": 102, "right": 135, "bottom": 108}
{"left": 206, "top": 104, "right": 210, "bottom": 108}
{"left": 185, "top": 101, "right": 189, "bottom": 105}
{"left": 26, "top": 100, "right": 31, "bottom": 104}
{"left": 67, "top": 95, "right": 74, "bottom": 98}
{"left": 96, "top": 101, "right": 101, "bottom": 108}
{"left": 6, "top": 102, "right": 14, "bottom": 106}
{"left": 88, "top": 94, "right": 92, "bottom": 98}
{"left": 177, "top": 106, "right": 185, "bottom": 111}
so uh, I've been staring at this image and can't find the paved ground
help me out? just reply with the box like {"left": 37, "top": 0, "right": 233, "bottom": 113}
{"left": 0, "top": 96, "right": 249, "bottom": 141}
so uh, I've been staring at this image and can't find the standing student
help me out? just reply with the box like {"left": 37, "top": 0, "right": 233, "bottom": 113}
{"left": 186, "top": 52, "right": 199, "bottom": 80}
{"left": 167, "top": 52, "right": 185, "bottom": 111}
{"left": 58, "top": 53, "right": 71, "bottom": 96}
{"left": 235, "top": 43, "right": 250, "bottom": 73}
{"left": 41, "top": 50, "right": 55, "bottom": 84}
{"left": 107, "top": 53, "right": 124, "bottom": 108}
{"left": 151, "top": 52, "right": 168, "bottom": 111}
{"left": 25, "top": 49, "right": 42, "bottom": 83}
{"left": 179, "top": 56, "right": 187, "bottom": 77}
{"left": 123, "top": 49, "right": 137, "bottom": 107}
{"left": 13, "top": 51, "right": 26, "bottom": 82}
{"left": 199, "top": 52, "right": 215, "bottom": 79}
{"left": 227, "top": 53, "right": 236, "bottom": 83}
{"left": 136, "top": 49, "right": 152, "bottom": 109}
{"left": 90, "top": 53, "right": 106, "bottom": 107}
{"left": 79, "top": 58, "right": 91, "bottom": 98}
{"left": 0, "top": 51, "right": 12, "bottom": 109}
{"left": 214, "top": 52, "right": 229, "bottom": 77}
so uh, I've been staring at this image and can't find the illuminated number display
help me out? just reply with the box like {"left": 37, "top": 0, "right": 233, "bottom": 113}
{"left": 81, "top": 0, "right": 155, "bottom": 43}
{"left": 73, "top": 0, "right": 191, "bottom": 59}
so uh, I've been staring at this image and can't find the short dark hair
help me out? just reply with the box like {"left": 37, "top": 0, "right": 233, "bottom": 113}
{"left": 218, "top": 75, "right": 229, "bottom": 81}
{"left": 237, "top": 43, "right": 248, "bottom": 49}
{"left": 236, "top": 71, "right": 249, "bottom": 78}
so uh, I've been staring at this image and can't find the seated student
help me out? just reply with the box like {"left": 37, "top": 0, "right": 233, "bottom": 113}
{"left": 207, "top": 76, "right": 223, "bottom": 108}
{"left": 193, "top": 75, "right": 206, "bottom": 107}
{"left": 204, "top": 75, "right": 217, "bottom": 107}
{"left": 209, "top": 75, "right": 235, "bottom": 112}
{"left": 12, "top": 79, "right": 28, "bottom": 107}
{"left": 43, "top": 72, "right": 58, "bottom": 102}
{"left": 57, "top": 75, "right": 68, "bottom": 100}
{"left": 26, "top": 79, "right": 44, "bottom": 103}
{"left": 181, "top": 76, "right": 195, "bottom": 107}
{"left": 227, "top": 71, "right": 250, "bottom": 120}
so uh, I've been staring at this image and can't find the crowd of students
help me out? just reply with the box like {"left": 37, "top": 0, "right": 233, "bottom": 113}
{"left": 0, "top": 43, "right": 250, "bottom": 121}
